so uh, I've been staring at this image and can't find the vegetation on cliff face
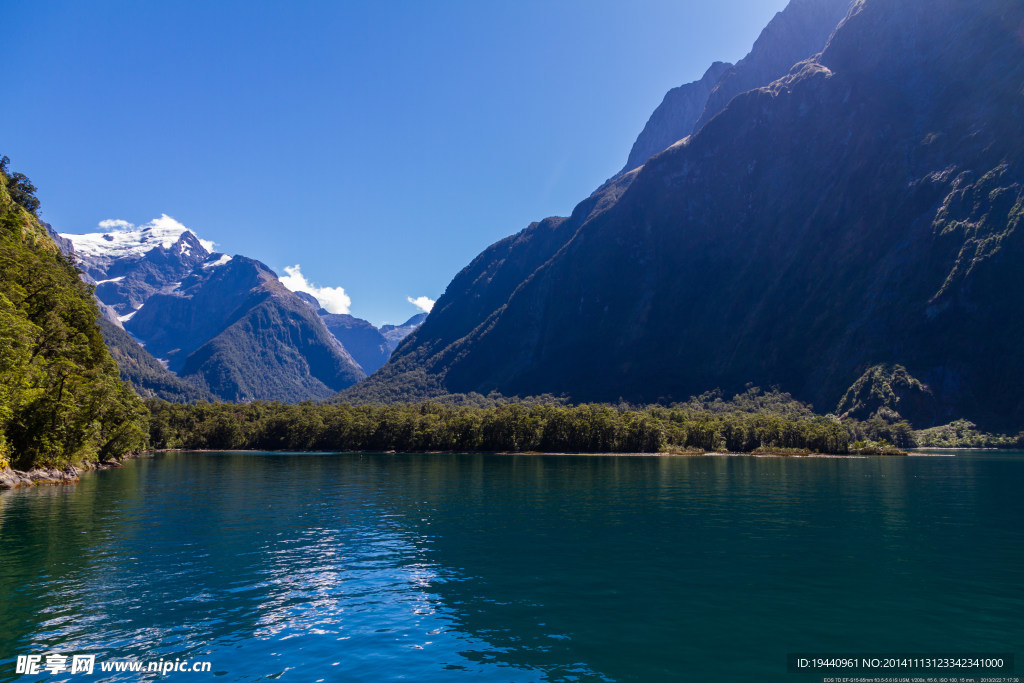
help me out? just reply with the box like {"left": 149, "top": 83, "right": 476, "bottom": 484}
{"left": 0, "top": 157, "right": 148, "bottom": 469}
{"left": 836, "top": 364, "right": 934, "bottom": 424}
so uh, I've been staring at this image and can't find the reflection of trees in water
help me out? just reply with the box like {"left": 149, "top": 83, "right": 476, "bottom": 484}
{"left": 0, "top": 463, "right": 149, "bottom": 661}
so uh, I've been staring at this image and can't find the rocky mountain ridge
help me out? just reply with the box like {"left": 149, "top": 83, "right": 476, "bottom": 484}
{"left": 621, "top": 0, "right": 852, "bottom": 174}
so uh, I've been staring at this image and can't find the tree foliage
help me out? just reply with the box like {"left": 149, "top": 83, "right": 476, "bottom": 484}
{"left": 914, "top": 419, "right": 1024, "bottom": 449}
{"left": 0, "top": 156, "right": 41, "bottom": 215}
{"left": 0, "top": 157, "right": 148, "bottom": 469}
{"left": 147, "top": 389, "right": 854, "bottom": 454}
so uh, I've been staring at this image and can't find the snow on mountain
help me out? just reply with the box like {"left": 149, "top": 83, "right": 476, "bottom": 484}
{"left": 60, "top": 215, "right": 214, "bottom": 316}
{"left": 380, "top": 313, "right": 428, "bottom": 352}
{"left": 61, "top": 214, "right": 215, "bottom": 260}
{"left": 94, "top": 275, "right": 126, "bottom": 285}
{"left": 203, "top": 254, "right": 232, "bottom": 268}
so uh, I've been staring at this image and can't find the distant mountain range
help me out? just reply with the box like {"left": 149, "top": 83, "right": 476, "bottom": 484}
{"left": 58, "top": 217, "right": 425, "bottom": 402}
{"left": 351, "top": 0, "right": 1024, "bottom": 430}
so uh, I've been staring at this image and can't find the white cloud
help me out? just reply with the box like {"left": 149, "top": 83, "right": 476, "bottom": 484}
{"left": 407, "top": 296, "right": 435, "bottom": 313}
{"left": 280, "top": 264, "right": 352, "bottom": 314}
{"left": 98, "top": 219, "right": 135, "bottom": 231}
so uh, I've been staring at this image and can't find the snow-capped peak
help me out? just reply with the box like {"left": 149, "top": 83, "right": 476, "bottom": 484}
{"left": 61, "top": 214, "right": 216, "bottom": 259}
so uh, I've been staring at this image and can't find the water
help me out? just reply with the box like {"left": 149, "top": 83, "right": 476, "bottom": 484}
{"left": 1, "top": 451, "right": 1022, "bottom": 682}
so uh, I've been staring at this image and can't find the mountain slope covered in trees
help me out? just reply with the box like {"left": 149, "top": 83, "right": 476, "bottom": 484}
{"left": 0, "top": 157, "right": 148, "bottom": 469}
{"left": 98, "top": 317, "right": 213, "bottom": 403}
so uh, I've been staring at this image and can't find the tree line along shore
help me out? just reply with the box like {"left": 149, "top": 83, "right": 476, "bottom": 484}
{"left": 6, "top": 380, "right": 1024, "bottom": 475}
{"left": 142, "top": 392, "right": 1022, "bottom": 459}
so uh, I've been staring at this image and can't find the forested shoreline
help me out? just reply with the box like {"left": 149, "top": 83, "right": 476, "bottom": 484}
{"left": 145, "top": 386, "right": 1024, "bottom": 456}
{"left": 144, "top": 391, "right": 908, "bottom": 456}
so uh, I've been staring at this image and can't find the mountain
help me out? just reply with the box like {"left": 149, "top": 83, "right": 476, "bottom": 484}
{"left": 98, "top": 317, "right": 214, "bottom": 403}
{"left": 127, "top": 255, "right": 364, "bottom": 401}
{"left": 62, "top": 215, "right": 214, "bottom": 320}
{"left": 622, "top": 62, "right": 732, "bottom": 174}
{"left": 319, "top": 313, "right": 392, "bottom": 374}
{"left": 290, "top": 292, "right": 426, "bottom": 374}
{"left": 691, "top": 0, "right": 853, "bottom": 133}
{"left": 621, "top": 0, "right": 852, "bottom": 174}
{"left": 355, "top": 0, "right": 1024, "bottom": 430}
{"left": 380, "top": 314, "right": 428, "bottom": 352}
{"left": 43, "top": 219, "right": 210, "bottom": 402}
{"left": 62, "top": 218, "right": 366, "bottom": 402}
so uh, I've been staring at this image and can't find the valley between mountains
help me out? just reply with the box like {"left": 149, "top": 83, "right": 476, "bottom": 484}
{"left": 3, "top": 0, "right": 1024, "bottom": 476}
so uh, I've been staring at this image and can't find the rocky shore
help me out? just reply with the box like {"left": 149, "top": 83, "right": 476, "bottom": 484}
{"left": 0, "top": 457, "right": 128, "bottom": 489}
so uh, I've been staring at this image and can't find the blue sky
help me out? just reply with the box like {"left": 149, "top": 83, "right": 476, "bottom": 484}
{"left": 4, "top": 0, "right": 787, "bottom": 326}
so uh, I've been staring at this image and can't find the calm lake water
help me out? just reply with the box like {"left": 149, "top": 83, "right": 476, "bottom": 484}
{"left": 1, "top": 451, "right": 1022, "bottom": 682}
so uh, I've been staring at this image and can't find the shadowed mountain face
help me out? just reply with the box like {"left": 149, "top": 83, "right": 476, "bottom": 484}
{"left": 98, "top": 318, "right": 214, "bottom": 403}
{"left": 621, "top": 62, "right": 732, "bottom": 174}
{"left": 362, "top": 0, "right": 1024, "bottom": 430}
{"left": 319, "top": 313, "right": 392, "bottom": 374}
{"left": 621, "top": 0, "right": 852, "bottom": 175}
{"left": 691, "top": 0, "right": 854, "bottom": 133}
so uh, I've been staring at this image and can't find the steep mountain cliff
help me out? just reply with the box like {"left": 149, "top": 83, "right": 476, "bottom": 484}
{"left": 358, "top": 0, "right": 1024, "bottom": 430}
{"left": 622, "top": 62, "right": 732, "bottom": 173}
{"left": 350, "top": 0, "right": 856, "bottom": 393}
{"left": 691, "top": 0, "right": 853, "bottom": 132}
{"left": 622, "top": 0, "right": 852, "bottom": 175}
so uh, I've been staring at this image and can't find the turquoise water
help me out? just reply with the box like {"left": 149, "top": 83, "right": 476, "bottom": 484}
{"left": 1, "top": 451, "right": 1022, "bottom": 681}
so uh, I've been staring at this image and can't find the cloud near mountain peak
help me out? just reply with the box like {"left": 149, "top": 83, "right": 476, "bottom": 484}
{"left": 407, "top": 296, "right": 434, "bottom": 313}
{"left": 280, "top": 264, "right": 352, "bottom": 314}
